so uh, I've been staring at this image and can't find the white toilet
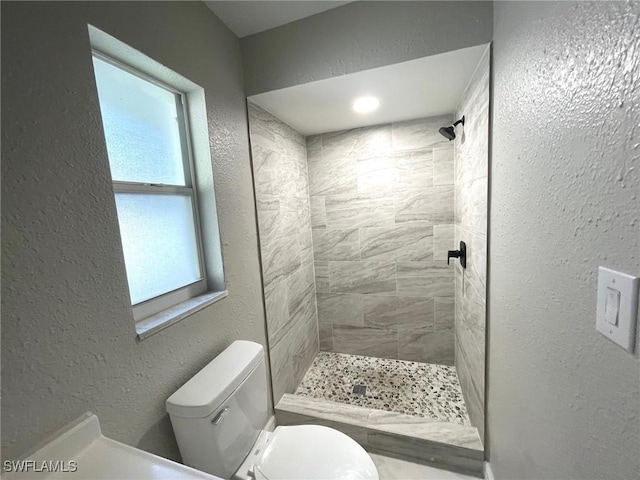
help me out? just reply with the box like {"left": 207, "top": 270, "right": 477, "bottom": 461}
{"left": 167, "top": 340, "right": 378, "bottom": 480}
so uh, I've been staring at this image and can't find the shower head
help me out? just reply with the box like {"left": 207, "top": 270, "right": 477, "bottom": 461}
{"left": 438, "top": 126, "right": 456, "bottom": 141}
{"left": 439, "top": 116, "right": 465, "bottom": 141}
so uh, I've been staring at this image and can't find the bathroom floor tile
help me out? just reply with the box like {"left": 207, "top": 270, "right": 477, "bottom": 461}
{"left": 368, "top": 453, "right": 479, "bottom": 480}
{"left": 295, "top": 352, "right": 470, "bottom": 425}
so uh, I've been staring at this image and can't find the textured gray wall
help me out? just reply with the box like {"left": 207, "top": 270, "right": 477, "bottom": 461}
{"left": 307, "top": 120, "right": 456, "bottom": 364}
{"left": 489, "top": 2, "right": 639, "bottom": 479}
{"left": 454, "top": 47, "right": 490, "bottom": 443}
{"left": 241, "top": 1, "right": 493, "bottom": 96}
{"left": 247, "top": 103, "right": 319, "bottom": 403}
{"left": 1, "top": 1, "right": 269, "bottom": 462}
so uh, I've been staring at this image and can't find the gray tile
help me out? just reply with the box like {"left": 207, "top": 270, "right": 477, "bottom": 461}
{"left": 329, "top": 261, "right": 397, "bottom": 294}
{"left": 457, "top": 177, "right": 487, "bottom": 236}
{"left": 322, "top": 124, "right": 392, "bottom": 160}
{"left": 310, "top": 196, "right": 326, "bottom": 228}
{"left": 332, "top": 325, "right": 398, "bottom": 359}
{"left": 300, "top": 228, "right": 314, "bottom": 265}
{"left": 397, "top": 265, "right": 454, "bottom": 297}
{"left": 357, "top": 156, "right": 396, "bottom": 194}
{"left": 308, "top": 151, "right": 357, "bottom": 196}
{"left": 367, "top": 430, "right": 482, "bottom": 476}
{"left": 364, "top": 296, "right": 434, "bottom": 330}
{"left": 399, "top": 328, "right": 455, "bottom": 365}
{"left": 312, "top": 228, "right": 360, "bottom": 261}
{"left": 391, "top": 115, "right": 452, "bottom": 151}
{"left": 306, "top": 134, "right": 322, "bottom": 160}
{"left": 256, "top": 196, "right": 280, "bottom": 242}
{"left": 252, "top": 143, "right": 281, "bottom": 197}
{"left": 261, "top": 234, "right": 302, "bottom": 288}
{"left": 290, "top": 315, "right": 319, "bottom": 388}
{"left": 264, "top": 278, "right": 291, "bottom": 347}
{"left": 433, "top": 146, "right": 454, "bottom": 186}
{"left": 394, "top": 149, "right": 433, "bottom": 192}
{"left": 314, "top": 261, "right": 330, "bottom": 293}
{"left": 325, "top": 193, "right": 395, "bottom": 229}
{"left": 360, "top": 225, "right": 433, "bottom": 262}
{"left": 269, "top": 331, "right": 296, "bottom": 402}
{"left": 433, "top": 224, "right": 455, "bottom": 264}
{"left": 395, "top": 186, "right": 454, "bottom": 224}
{"left": 317, "top": 293, "right": 364, "bottom": 326}
{"left": 287, "top": 263, "right": 317, "bottom": 326}
{"left": 319, "top": 323, "right": 333, "bottom": 351}
{"left": 248, "top": 102, "right": 276, "bottom": 149}
{"left": 396, "top": 262, "right": 433, "bottom": 277}
{"left": 435, "top": 297, "right": 455, "bottom": 331}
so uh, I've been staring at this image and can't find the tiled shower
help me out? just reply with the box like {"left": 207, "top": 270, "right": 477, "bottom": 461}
{"left": 248, "top": 46, "right": 489, "bottom": 447}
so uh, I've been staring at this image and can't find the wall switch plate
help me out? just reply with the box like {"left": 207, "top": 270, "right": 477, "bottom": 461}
{"left": 596, "top": 267, "right": 639, "bottom": 353}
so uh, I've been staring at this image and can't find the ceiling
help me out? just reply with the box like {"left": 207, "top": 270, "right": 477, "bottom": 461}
{"left": 204, "top": 1, "right": 352, "bottom": 38}
{"left": 248, "top": 44, "right": 488, "bottom": 136}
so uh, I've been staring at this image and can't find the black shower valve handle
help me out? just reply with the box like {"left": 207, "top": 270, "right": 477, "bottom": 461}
{"left": 447, "top": 241, "right": 467, "bottom": 269}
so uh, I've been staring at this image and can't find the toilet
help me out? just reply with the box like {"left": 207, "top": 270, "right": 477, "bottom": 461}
{"left": 166, "top": 340, "right": 378, "bottom": 480}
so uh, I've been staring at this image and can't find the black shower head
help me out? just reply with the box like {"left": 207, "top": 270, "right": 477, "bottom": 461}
{"left": 439, "top": 126, "right": 456, "bottom": 141}
{"left": 439, "top": 116, "right": 465, "bottom": 141}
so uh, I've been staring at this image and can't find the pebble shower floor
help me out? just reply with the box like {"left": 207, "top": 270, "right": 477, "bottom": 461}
{"left": 295, "top": 352, "right": 471, "bottom": 425}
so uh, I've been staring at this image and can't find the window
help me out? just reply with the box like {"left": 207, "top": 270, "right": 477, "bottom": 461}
{"left": 89, "top": 32, "right": 226, "bottom": 337}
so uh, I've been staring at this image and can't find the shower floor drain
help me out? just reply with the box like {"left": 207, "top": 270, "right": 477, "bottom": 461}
{"left": 352, "top": 384, "right": 367, "bottom": 395}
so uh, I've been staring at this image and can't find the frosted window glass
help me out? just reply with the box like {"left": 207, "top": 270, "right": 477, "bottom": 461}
{"left": 92, "top": 56, "right": 186, "bottom": 186}
{"left": 115, "top": 193, "right": 202, "bottom": 305}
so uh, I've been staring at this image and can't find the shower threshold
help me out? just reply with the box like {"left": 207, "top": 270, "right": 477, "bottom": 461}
{"left": 274, "top": 352, "right": 483, "bottom": 477}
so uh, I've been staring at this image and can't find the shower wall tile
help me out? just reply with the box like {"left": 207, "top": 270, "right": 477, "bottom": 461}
{"left": 433, "top": 224, "right": 455, "bottom": 263}
{"left": 391, "top": 115, "right": 453, "bottom": 151}
{"left": 308, "top": 146, "right": 357, "bottom": 196}
{"left": 433, "top": 147, "right": 455, "bottom": 186}
{"left": 306, "top": 115, "right": 455, "bottom": 364}
{"left": 357, "top": 156, "right": 396, "bottom": 194}
{"left": 399, "top": 328, "right": 455, "bottom": 365}
{"left": 325, "top": 193, "right": 395, "bottom": 229}
{"left": 397, "top": 266, "right": 454, "bottom": 297}
{"left": 333, "top": 325, "right": 398, "bottom": 359}
{"left": 318, "top": 323, "right": 333, "bottom": 351}
{"left": 248, "top": 103, "right": 319, "bottom": 404}
{"left": 395, "top": 149, "right": 433, "bottom": 191}
{"left": 394, "top": 186, "right": 454, "bottom": 224}
{"left": 314, "top": 261, "right": 330, "bottom": 293}
{"left": 264, "top": 278, "right": 290, "bottom": 346}
{"left": 435, "top": 297, "right": 455, "bottom": 331}
{"left": 329, "top": 261, "right": 396, "bottom": 294}
{"left": 261, "top": 234, "right": 301, "bottom": 289}
{"left": 312, "top": 228, "right": 360, "bottom": 261}
{"left": 317, "top": 293, "right": 364, "bottom": 326}
{"left": 363, "top": 296, "right": 434, "bottom": 330}
{"left": 454, "top": 47, "right": 490, "bottom": 442}
{"left": 360, "top": 225, "right": 433, "bottom": 262}
{"left": 323, "top": 124, "right": 392, "bottom": 160}
{"left": 310, "top": 196, "right": 326, "bottom": 228}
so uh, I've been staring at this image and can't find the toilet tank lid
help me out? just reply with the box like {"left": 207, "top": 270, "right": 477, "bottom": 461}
{"left": 166, "top": 341, "right": 264, "bottom": 419}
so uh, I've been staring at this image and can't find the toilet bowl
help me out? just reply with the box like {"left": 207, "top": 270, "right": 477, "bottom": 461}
{"left": 253, "top": 425, "right": 377, "bottom": 480}
{"left": 166, "top": 341, "right": 378, "bottom": 480}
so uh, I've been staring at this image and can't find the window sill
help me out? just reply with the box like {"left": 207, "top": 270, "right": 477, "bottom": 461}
{"left": 135, "top": 290, "right": 228, "bottom": 340}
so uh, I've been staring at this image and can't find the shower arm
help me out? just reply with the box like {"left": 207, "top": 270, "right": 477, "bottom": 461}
{"left": 452, "top": 116, "right": 465, "bottom": 128}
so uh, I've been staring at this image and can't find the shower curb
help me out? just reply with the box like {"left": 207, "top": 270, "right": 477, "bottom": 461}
{"left": 275, "top": 394, "right": 484, "bottom": 478}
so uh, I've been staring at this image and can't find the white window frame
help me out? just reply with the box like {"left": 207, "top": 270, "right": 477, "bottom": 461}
{"left": 89, "top": 25, "right": 228, "bottom": 339}
{"left": 92, "top": 51, "right": 209, "bottom": 321}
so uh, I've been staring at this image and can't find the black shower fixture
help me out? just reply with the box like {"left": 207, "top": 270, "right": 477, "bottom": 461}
{"left": 438, "top": 116, "right": 465, "bottom": 141}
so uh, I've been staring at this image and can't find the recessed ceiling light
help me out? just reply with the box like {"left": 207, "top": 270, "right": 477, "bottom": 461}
{"left": 352, "top": 96, "right": 380, "bottom": 114}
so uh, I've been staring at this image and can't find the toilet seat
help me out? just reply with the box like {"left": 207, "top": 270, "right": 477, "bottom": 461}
{"left": 253, "top": 425, "right": 378, "bottom": 480}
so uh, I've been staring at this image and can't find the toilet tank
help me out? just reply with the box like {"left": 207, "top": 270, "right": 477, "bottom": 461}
{"left": 166, "top": 341, "right": 268, "bottom": 479}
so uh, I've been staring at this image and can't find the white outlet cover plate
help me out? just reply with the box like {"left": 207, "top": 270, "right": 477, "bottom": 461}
{"left": 596, "top": 267, "right": 639, "bottom": 353}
